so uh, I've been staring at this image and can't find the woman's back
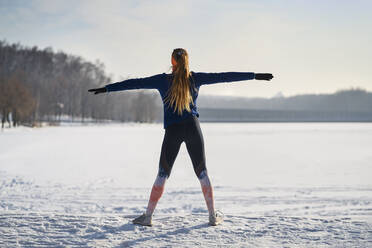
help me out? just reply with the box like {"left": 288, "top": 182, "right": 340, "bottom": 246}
{"left": 105, "top": 71, "right": 256, "bottom": 128}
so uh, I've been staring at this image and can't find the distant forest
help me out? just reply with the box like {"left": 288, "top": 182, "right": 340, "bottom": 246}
{"left": 0, "top": 41, "right": 160, "bottom": 128}
{"left": 1, "top": 41, "right": 371, "bottom": 128}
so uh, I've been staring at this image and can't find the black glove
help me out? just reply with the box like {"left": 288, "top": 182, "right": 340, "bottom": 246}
{"left": 88, "top": 87, "right": 107, "bottom": 95}
{"left": 255, "top": 73, "right": 274, "bottom": 81}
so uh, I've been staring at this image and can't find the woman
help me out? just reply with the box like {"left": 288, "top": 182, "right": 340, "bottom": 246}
{"left": 89, "top": 48, "right": 273, "bottom": 226}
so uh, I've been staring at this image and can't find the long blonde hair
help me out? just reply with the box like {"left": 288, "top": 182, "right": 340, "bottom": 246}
{"left": 165, "top": 48, "right": 193, "bottom": 115}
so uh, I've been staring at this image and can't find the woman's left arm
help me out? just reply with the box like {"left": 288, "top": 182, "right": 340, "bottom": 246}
{"left": 105, "top": 73, "right": 164, "bottom": 92}
{"left": 88, "top": 73, "right": 164, "bottom": 94}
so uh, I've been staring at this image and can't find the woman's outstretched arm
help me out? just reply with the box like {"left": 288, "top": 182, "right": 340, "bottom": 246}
{"left": 88, "top": 73, "right": 164, "bottom": 94}
{"left": 192, "top": 71, "right": 273, "bottom": 87}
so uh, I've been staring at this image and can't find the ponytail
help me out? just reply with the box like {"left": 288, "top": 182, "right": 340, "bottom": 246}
{"left": 164, "top": 48, "right": 193, "bottom": 115}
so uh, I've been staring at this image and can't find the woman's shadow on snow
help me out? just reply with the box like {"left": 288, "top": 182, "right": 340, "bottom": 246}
{"left": 83, "top": 221, "right": 138, "bottom": 240}
{"left": 115, "top": 222, "right": 209, "bottom": 247}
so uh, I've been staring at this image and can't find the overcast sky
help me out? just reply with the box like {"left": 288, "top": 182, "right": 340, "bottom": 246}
{"left": 1, "top": 0, "right": 371, "bottom": 97}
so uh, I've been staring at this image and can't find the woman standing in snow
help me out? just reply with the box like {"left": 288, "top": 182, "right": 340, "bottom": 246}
{"left": 88, "top": 48, "right": 273, "bottom": 226}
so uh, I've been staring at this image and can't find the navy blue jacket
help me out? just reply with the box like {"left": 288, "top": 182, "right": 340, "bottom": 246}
{"left": 105, "top": 71, "right": 255, "bottom": 128}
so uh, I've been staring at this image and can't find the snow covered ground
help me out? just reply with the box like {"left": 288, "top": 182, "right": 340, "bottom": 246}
{"left": 1, "top": 123, "right": 372, "bottom": 247}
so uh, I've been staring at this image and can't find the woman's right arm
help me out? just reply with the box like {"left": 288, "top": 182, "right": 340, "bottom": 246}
{"left": 192, "top": 71, "right": 273, "bottom": 87}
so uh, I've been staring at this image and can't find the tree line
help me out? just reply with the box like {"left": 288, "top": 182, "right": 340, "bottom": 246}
{"left": 1, "top": 41, "right": 370, "bottom": 128}
{"left": 0, "top": 41, "right": 161, "bottom": 128}
{"left": 197, "top": 88, "right": 372, "bottom": 113}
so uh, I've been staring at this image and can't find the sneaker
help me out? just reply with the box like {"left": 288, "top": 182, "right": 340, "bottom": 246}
{"left": 209, "top": 210, "right": 224, "bottom": 226}
{"left": 132, "top": 213, "right": 152, "bottom": 227}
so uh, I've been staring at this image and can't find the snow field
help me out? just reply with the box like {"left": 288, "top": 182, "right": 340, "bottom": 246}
{"left": 1, "top": 123, "right": 372, "bottom": 247}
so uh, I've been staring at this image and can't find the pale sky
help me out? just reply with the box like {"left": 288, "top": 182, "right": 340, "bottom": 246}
{"left": 1, "top": 0, "right": 371, "bottom": 97}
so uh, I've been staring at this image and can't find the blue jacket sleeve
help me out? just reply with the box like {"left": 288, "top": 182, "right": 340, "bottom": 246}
{"left": 192, "top": 72, "right": 255, "bottom": 87}
{"left": 105, "top": 73, "right": 164, "bottom": 92}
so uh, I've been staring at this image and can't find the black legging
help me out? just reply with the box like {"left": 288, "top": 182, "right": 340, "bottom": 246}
{"left": 158, "top": 115, "right": 207, "bottom": 179}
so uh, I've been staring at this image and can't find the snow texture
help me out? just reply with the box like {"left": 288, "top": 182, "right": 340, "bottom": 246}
{"left": 1, "top": 123, "right": 372, "bottom": 247}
